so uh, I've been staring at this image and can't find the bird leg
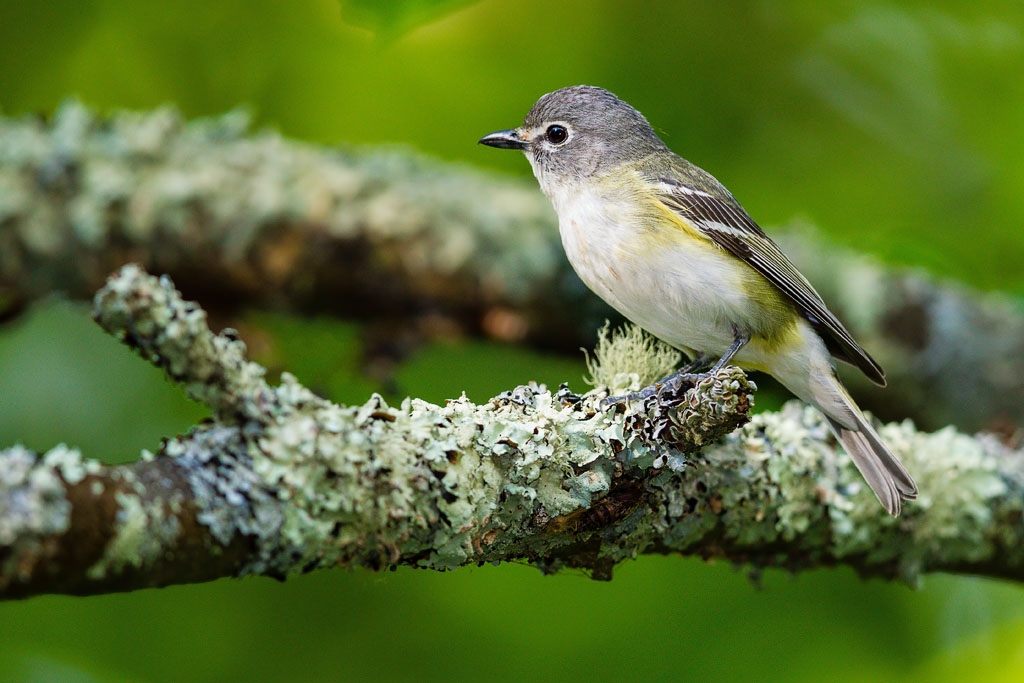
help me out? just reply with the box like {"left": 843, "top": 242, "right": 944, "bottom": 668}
{"left": 708, "top": 328, "right": 749, "bottom": 374}
{"left": 601, "top": 329, "right": 750, "bottom": 409}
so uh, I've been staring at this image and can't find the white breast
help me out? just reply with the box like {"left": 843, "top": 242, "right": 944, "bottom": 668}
{"left": 549, "top": 182, "right": 755, "bottom": 358}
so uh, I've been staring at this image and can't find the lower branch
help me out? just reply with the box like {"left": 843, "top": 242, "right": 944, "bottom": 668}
{"left": 1, "top": 266, "right": 1022, "bottom": 600}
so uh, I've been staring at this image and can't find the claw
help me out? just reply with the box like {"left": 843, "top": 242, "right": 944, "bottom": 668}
{"left": 601, "top": 371, "right": 709, "bottom": 409}
{"left": 598, "top": 330, "right": 751, "bottom": 411}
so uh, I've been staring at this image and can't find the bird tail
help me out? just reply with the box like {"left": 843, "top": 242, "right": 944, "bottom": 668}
{"left": 823, "top": 402, "right": 917, "bottom": 517}
{"left": 772, "top": 323, "right": 917, "bottom": 516}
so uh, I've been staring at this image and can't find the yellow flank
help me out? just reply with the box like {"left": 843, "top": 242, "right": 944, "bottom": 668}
{"left": 644, "top": 192, "right": 800, "bottom": 351}
{"left": 644, "top": 189, "right": 705, "bottom": 243}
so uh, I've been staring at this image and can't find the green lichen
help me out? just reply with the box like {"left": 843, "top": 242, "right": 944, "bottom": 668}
{"left": 584, "top": 322, "right": 683, "bottom": 394}
{"left": 86, "top": 490, "right": 182, "bottom": 580}
{"left": 78, "top": 263, "right": 1024, "bottom": 590}
{"left": 0, "top": 446, "right": 73, "bottom": 547}
{"left": 92, "top": 264, "right": 271, "bottom": 423}
{"left": 249, "top": 379, "right": 626, "bottom": 573}
{"left": 86, "top": 263, "right": 753, "bottom": 579}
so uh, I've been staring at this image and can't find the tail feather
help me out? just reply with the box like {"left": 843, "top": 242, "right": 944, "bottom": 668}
{"left": 824, "top": 412, "right": 917, "bottom": 516}
{"left": 770, "top": 320, "right": 917, "bottom": 516}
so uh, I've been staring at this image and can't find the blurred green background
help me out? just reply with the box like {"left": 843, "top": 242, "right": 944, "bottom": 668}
{"left": 2, "top": 0, "right": 1024, "bottom": 681}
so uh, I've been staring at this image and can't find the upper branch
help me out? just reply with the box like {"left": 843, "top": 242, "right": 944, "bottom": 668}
{"left": 0, "top": 103, "right": 1022, "bottom": 431}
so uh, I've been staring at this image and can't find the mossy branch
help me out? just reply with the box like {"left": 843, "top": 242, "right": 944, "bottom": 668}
{"left": 2, "top": 266, "right": 1022, "bottom": 601}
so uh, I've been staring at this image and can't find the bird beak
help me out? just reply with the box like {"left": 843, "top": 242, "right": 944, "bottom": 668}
{"left": 479, "top": 129, "right": 528, "bottom": 150}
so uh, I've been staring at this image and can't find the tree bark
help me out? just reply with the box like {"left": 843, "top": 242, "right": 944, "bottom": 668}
{"left": 2, "top": 266, "right": 1022, "bottom": 601}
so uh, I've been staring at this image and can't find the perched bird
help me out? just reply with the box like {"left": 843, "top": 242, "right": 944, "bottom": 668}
{"left": 480, "top": 85, "right": 917, "bottom": 515}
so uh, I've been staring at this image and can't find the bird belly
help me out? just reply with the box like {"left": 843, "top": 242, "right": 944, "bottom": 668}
{"left": 556, "top": 192, "right": 795, "bottom": 365}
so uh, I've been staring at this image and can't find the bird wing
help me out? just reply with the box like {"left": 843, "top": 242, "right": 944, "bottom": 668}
{"left": 652, "top": 176, "right": 886, "bottom": 386}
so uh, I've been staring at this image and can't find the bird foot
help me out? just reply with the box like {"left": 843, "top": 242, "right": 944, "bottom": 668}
{"left": 599, "top": 369, "right": 711, "bottom": 411}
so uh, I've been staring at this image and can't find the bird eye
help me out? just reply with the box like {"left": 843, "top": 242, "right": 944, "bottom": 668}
{"left": 545, "top": 125, "right": 568, "bottom": 145}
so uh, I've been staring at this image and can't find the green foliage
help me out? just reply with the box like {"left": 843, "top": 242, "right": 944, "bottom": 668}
{"left": 396, "top": 336, "right": 585, "bottom": 404}
{"left": 337, "top": 0, "right": 480, "bottom": 37}
{"left": 0, "top": 302, "right": 207, "bottom": 463}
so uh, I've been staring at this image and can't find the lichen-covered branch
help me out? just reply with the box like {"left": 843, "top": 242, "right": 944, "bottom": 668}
{"left": 2, "top": 266, "right": 1023, "bottom": 601}
{"left": 0, "top": 101, "right": 596, "bottom": 345}
{"left": 1, "top": 102, "right": 1022, "bottom": 431}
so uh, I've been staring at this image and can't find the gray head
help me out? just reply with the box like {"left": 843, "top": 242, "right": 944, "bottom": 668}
{"left": 479, "top": 85, "right": 667, "bottom": 185}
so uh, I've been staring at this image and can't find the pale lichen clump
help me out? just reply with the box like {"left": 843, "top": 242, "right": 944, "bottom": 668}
{"left": 584, "top": 322, "right": 683, "bottom": 395}
{"left": 581, "top": 321, "right": 755, "bottom": 470}
{"left": 42, "top": 444, "right": 102, "bottom": 485}
{"left": 86, "top": 491, "right": 182, "bottom": 580}
{"left": 0, "top": 446, "right": 74, "bottom": 547}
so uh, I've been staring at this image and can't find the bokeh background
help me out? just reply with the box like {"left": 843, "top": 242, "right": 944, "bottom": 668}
{"left": 2, "top": 1, "right": 1024, "bottom": 681}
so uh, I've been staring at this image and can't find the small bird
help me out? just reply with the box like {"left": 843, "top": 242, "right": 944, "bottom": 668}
{"left": 480, "top": 85, "right": 917, "bottom": 516}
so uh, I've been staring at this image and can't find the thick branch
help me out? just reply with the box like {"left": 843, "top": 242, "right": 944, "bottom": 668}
{"left": 0, "top": 102, "right": 1022, "bottom": 431}
{"left": 2, "top": 266, "right": 1022, "bottom": 600}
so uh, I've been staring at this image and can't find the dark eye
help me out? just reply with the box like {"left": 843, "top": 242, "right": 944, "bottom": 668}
{"left": 545, "top": 125, "right": 568, "bottom": 145}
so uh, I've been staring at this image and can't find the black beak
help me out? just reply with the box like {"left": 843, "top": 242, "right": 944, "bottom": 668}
{"left": 479, "top": 129, "right": 527, "bottom": 150}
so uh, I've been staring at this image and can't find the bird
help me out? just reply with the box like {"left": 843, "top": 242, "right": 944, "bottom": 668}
{"left": 479, "top": 85, "right": 917, "bottom": 516}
